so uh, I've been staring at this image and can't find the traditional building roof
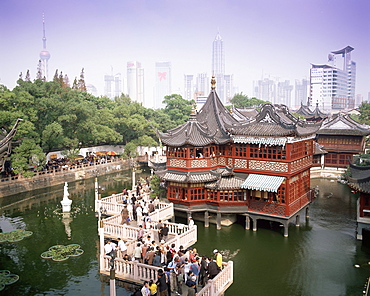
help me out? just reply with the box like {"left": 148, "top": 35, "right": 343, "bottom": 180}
{"left": 162, "top": 167, "right": 233, "bottom": 183}
{"left": 313, "top": 142, "right": 328, "bottom": 155}
{"left": 231, "top": 107, "right": 258, "bottom": 121}
{"left": 296, "top": 102, "right": 313, "bottom": 117}
{"left": 0, "top": 118, "right": 22, "bottom": 167}
{"left": 311, "top": 103, "right": 328, "bottom": 119}
{"left": 317, "top": 113, "right": 370, "bottom": 136}
{"left": 158, "top": 89, "right": 237, "bottom": 147}
{"left": 295, "top": 102, "right": 327, "bottom": 121}
{"left": 205, "top": 175, "right": 246, "bottom": 190}
{"left": 347, "top": 163, "right": 370, "bottom": 193}
{"left": 226, "top": 103, "right": 321, "bottom": 138}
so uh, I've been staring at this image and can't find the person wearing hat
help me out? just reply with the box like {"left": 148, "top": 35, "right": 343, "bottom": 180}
{"left": 188, "top": 217, "right": 195, "bottom": 228}
{"left": 213, "top": 249, "right": 222, "bottom": 269}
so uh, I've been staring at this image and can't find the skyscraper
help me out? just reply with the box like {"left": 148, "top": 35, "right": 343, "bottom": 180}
{"left": 195, "top": 73, "right": 209, "bottom": 96}
{"left": 212, "top": 33, "right": 225, "bottom": 76}
{"left": 155, "top": 61, "right": 171, "bottom": 109}
{"left": 104, "top": 71, "right": 123, "bottom": 100}
{"left": 183, "top": 75, "right": 193, "bottom": 101}
{"left": 294, "top": 79, "right": 309, "bottom": 108}
{"left": 127, "top": 61, "right": 144, "bottom": 104}
{"left": 310, "top": 46, "right": 356, "bottom": 111}
{"left": 39, "top": 13, "right": 50, "bottom": 81}
{"left": 212, "top": 32, "right": 225, "bottom": 103}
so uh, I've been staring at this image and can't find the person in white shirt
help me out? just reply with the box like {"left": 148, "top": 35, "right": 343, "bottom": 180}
{"left": 188, "top": 217, "right": 195, "bottom": 228}
{"left": 117, "top": 238, "right": 127, "bottom": 257}
{"left": 104, "top": 240, "right": 115, "bottom": 258}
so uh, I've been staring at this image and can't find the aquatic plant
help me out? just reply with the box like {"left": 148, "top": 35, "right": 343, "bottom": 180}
{"left": 0, "top": 270, "right": 19, "bottom": 291}
{"left": 0, "top": 229, "right": 33, "bottom": 243}
{"left": 41, "top": 244, "right": 84, "bottom": 261}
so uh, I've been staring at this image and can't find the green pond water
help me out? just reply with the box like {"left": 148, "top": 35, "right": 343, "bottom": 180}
{"left": 0, "top": 172, "right": 369, "bottom": 296}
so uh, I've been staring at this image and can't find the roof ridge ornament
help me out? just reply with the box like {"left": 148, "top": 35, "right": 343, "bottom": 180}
{"left": 211, "top": 76, "right": 216, "bottom": 89}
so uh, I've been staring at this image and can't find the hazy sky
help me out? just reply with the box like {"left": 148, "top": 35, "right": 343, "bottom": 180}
{"left": 1, "top": 0, "right": 369, "bottom": 102}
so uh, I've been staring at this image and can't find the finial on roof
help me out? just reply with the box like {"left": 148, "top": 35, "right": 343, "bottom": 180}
{"left": 211, "top": 76, "right": 216, "bottom": 89}
{"left": 191, "top": 106, "right": 197, "bottom": 115}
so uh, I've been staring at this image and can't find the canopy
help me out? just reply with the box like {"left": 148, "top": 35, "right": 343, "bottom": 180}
{"left": 241, "top": 174, "right": 285, "bottom": 192}
{"left": 105, "top": 151, "right": 117, "bottom": 156}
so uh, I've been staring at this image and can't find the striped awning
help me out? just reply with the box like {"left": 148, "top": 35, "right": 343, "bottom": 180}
{"left": 241, "top": 174, "right": 285, "bottom": 192}
{"left": 232, "top": 136, "right": 287, "bottom": 146}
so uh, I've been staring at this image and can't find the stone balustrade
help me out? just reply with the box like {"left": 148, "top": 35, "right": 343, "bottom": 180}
{"left": 98, "top": 190, "right": 233, "bottom": 295}
{"left": 197, "top": 261, "right": 234, "bottom": 296}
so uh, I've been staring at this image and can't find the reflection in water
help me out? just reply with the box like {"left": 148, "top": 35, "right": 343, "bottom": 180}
{"left": 62, "top": 212, "right": 72, "bottom": 239}
{"left": 1, "top": 173, "right": 370, "bottom": 295}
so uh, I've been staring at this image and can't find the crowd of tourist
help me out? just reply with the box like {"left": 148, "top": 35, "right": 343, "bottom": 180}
{"left": 105, "top": 236, "right": 223, "bottom": 296}
{"left": 102, "top": 178, "right": 224, "bottom": 295}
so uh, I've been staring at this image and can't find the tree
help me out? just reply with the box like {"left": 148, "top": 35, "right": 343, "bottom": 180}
{"left": 149, "top": 175, "right": 167, "bottom": 200}
{"left": 230, "top": 92, "right": 268, "bottom": 108}
{"left": 42, "top": 122, "right": 65, "bottom": 153}
{"left": 11, "top": 138, "right": 46, "bottom": 178}
{"left": 72, "top": 77, "right": 78, "bottom": 90}
{"left": 77, "top": 68, "right": 86, "bottom": 92}
{"left": 162, "top": 94, "right": 195, "bottom": 127}
{"left": 25, "top": 70, "right": 31, "bottom": 82}
{"left": 36, "top": 60, "right": 43, "bottom": 80}
{"left": 358, "top": 101, "right": 370, "bottom": 125}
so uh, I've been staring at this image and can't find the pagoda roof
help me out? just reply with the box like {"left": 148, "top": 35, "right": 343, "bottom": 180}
{"left": 226, "top": 103, "right": 321, "bottom": 138}
{"left": 205, "top": 174, "right": 246, "bottom": 190}
{"left": 0, "top": 118, "right": 22, "bottom": 157}
{"left": 295, "top": 102, "right": 328, "bottom": 120}
{"left": 158, "top": 89, "right": 238, "bottom": 147}
{"left": 296, "top": 102, "right": 313, "bottom": 116}
{"left": 314, "top": 142, "right": 328, "bottom": 155}
{"left": 232, "top": 107, "right": 258, "bottom": 121}
{"left": 317, "top": 113, "right": 370, "bottom": 136}
{"left": 162, "top": 167, "right": 233, "bottom": 183}
{"left": 347, "top": 163, "right": 370, "bottom": 193}
{"left": 311, "top": 103, "right": 328, "bottom": 119}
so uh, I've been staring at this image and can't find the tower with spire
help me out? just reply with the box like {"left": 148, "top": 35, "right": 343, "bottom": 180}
{"left": 39, "top": 13, "right": 51, "bottom": 81}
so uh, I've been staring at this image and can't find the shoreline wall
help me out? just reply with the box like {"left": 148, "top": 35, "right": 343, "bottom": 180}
{"left": 0, "top": 158, "right": 131, "bottom": 198}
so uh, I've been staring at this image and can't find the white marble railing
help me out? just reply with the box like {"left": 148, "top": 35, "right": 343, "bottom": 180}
{"left": 102, "top": 256, "right": 160, "bottom": 282}
{"left": 197, "top": 261, "right": 234, "bottom": 296}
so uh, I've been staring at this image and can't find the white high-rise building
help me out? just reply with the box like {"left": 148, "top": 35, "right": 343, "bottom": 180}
{"left": 184, "top": 75, "right": 194, "bottom": 101}
{"left": 310, "top": 46, "right": 356, "bottom": 111}
{"left": 155, "top": 61, "right": 171, "bottom": 109}
{"left": 195, "top": 73, "right": 209, "bottom": 96}
{"left": 127, "top": 61, "right": 144, "bottom": 104}
{"left": 212, "top": 33, "right": 225, "bottom": 103}
{"left": 104, "top": 72, "right": 123, "bottom": 100}
{"left": 294, "top": 79, "right": 309, "bottom": 108}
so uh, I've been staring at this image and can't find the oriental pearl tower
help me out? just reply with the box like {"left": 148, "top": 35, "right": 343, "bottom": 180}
{"left": 39, "top": 13, "right": 50, "bottom": 81}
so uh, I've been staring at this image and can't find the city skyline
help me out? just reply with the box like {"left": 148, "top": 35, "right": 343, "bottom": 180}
{"left": 1, "top": 0, "right": 369, "bottom": 104}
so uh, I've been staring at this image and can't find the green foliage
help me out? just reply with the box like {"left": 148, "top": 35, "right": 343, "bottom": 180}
{"left": 358, "top": 101, "right": 370, "bottom": 125}
{"left": 1, "top": 78, "right": 198, "bottom": 178}
{"left": 62, "top": 147, "right": 80, "bottom": 164}
{"left": 149, "top": 175, "right": 167, "bottom": 199}
{"left": 292, "top": 112, "right": 306, "bottom": 120}
{"left": 11, "top": 138, "right": 46, "bottom": 177}
{"left": 162, "top": 94, "right": 195, "bottom": 127}
{"left": 230, "top": 92, "right": 268, "bottom": 108}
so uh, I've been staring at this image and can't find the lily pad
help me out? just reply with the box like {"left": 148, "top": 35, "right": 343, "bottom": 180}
{"left": 0, "top": 270, "right": 19, "bottom": 291}
{"left": 41, "top": 244, "right": 84, "bottom": 261}
{"left": 0, "top": 229, "right": 33, "bottom": 243}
